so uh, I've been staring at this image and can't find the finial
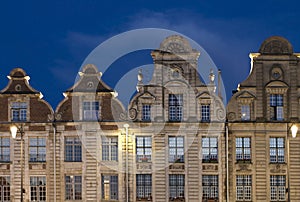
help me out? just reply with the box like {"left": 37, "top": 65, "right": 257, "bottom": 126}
{"left": 209, "top": 68, "right": 215, "bottom": 83}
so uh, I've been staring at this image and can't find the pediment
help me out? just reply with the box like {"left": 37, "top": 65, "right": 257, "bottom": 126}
{"left": 236, "top": 91, "right": 256, "bottom": 99}
{"left": 138, "top": 92, "right": 156, "bottom": 101}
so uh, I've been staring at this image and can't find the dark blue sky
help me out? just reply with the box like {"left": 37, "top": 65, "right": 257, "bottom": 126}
{"left": 1, "top": 0, "right": 300, "bottom": 108}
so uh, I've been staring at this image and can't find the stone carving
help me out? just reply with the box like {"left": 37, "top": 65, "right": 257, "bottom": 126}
{"left": 128, "top": 108, "right": 137, "bottom": 120}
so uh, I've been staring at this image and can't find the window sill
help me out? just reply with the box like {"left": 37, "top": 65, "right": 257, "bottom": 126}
{"left": 235, "top": 160, "right": 252, "bottom": 164}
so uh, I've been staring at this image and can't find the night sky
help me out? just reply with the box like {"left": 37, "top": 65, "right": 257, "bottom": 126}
{"left": 1, "top": 1, "right": 300, "bottom": 108}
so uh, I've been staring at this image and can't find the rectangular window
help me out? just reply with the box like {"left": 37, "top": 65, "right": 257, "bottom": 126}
{"left": 136, "top": 137, "right": 151, "bottom": 162}
{"left": 201, "top": 104, "right": 210, "bottom": 122}
{"left": 169, "top": 136, "right": 184, "bottom": 163}
{"left": 11, "top": 102, "right": 27, "bottom": 121}
{"left": 202, "top": 137, "right": 218, "bottom": 163}
{"left": 236, "top": 137, "right": 251, "bottom": 162}
{"left": 236, "top": 175, "right": 252, "bottom": 201}
{"left": 136, "top": 174, "right": 152, "bottom": 199}
{"left": 29, "top": 137, "right": 46, "bottom": 162}
{"left": 270, "top": 137, "right": 285, "bottom": 163}
{"left": 83, "top": 101, "right": 99, "bottom": 120}
{"left": 169, "top": 94, "right": 183, "bottom": 121}
{"left": 101, "top": 175, "right": 118, "bottom": 200}
{"left": 65, "top": 137, "right": 82, "bottom": 162}
{"left": 270, "top": 94, "right": 283, "bottom": 120}
{"left": 202, "top": 175, "right": 218, "bottom": 200}
{"left": 65, "top": 175, "right": 82, "bottom": 200}
{"left": 0, "top": 138, "right": 10, "bottom": 162}
{"left": 241, "top": 105, "right": 250, "bottom": 120}
{"left": 102, "top": 137, "right": 118, "bottom": 161}
{"left": 270, "top": 175, "right": 286, "bottom": 201}
{"left": 169, "top": 174, "right": 184, "bottom": 199}
{"left": 0, "top": 176, "right": 10, "bottom": 202}
{"left": 30, "top": 176, "right": 46, "bottom": 202}
{"left": 142, "top": 105, "right": 151, "bottom": 121}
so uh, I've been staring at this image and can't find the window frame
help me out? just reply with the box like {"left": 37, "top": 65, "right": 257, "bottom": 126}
{"left": 169, "top": 174, "right": 185, "bottom": 199}
{"left": 0, "top": 176, "right": 10, "bottom": 202}
{"left": 11, "top": 102, "right": 27, "bottom": 121}
{"left": 269, "top": 137, "right": 285, "bottom": 163}
{"left": 83, "top": 101, "right": 100, "bottom": 121}
{"left": 168, "top": 136, "right": 184, "bottom": 163}
{"left": 136, "top": 137, "right": 152, "bottom": 163}
{"left": 201, "top": 104, "right": 210, "bottom": 122}
{"left": 202, "top": 175, "right": 219, "bottom": 200}
{"left": 202, "top": 137, "right": 218, "bottom": 163}
{"left": 270, "top": 94, "right": 284, "bottom": 121}
{"left": 64, "top": 137, "right": 82, "bottom": 162}
{"left": 0, "top": 138, "right": 10, "bottom": 162}
{"left": 142, "top": 104, "right": 151, "bottom": 121}
{"left": 101, "top": 175, "right": 118, "bottom": 200}
{"left": 270, "top": 175, "right": 286, "bottom": 201}
{"left": 102, "top": 137, "right": 118, "bottom": 161}
{"left": 236, "top": 137, "right": 251, "bottom": 163}
{"left": 168, "top": 94, "right": 183, "bottom": 122}
{"left": 241, "top": 104, "right": 250, "bottom": 121}
{"left": 30, "top": 176, "right": 46, "bottom": 202}
{"left": 136, "top": 174, "right": 152, "bottom": 199}
{"left": 29, "top": 137, "right": 46, "bottom": 162}
{"left": 236, "top": 175, "right": 252, "bottom": 201}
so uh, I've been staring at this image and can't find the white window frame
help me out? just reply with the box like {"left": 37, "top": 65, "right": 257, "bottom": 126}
{"left": 30, "top": 176, "right": 46, "bottom": 202}
{"left": 102, "top": 137, "right": 118, "bottom": 161}
{"left": 236, "top": 175, "right": 252, "bottom": 201}
{"left": 65, "top": 175, "right": 82, "bottom": 200}
{"left": 101, "top": 175, "right": 118, "bottom": 200}
{"left": 83, "top": 101, "right": 99, "bottom": 120}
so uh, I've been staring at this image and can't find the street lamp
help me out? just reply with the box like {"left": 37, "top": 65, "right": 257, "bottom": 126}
{"left": 10, "top": 125, "right": 25, "bottom": 202}
{"left": 287, "top": 124, "right": 298, "bottom": 202}
{"left": 123, "top": 123, "right": 129, "bottom": 202}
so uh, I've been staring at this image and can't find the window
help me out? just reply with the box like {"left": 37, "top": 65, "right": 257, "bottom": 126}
{"left": 236, "top": 137, "right": 251, "bottom": 162}
{"left": 136, "top": 174, "right": 152, "bottom": 199}
{"left": 0, "top": 138, "right": 10, "bottom": 162}
{"left": 65, "top": 137, "right": 82, "bottom": 162}
{"left": 136, "top": 137, "right": 151, "bottom": 162}
{"left": 142, "top": 105, "right": 151, "bottom": 121}
{"left": 236, "top": 175, "right": 252, "bottom": 201}
{"left": 83, "top": 101, "right": 99, "bottom": 120}
{"left": 169, "top": 174, "right": 184, "bottom": 199}
{"left": 102, "top": 137, "right": 118, "bottom": 161}
{"left": 202, "top": 137, "right": 218, "bottom": 163}
{"left": 201, "top": 104, "right": 210, "bottom": 122}
{"left": 270, "top": 137, "right": 285, "bottom": 163}
{"left": 11, "top": 102, "right": 27, "bottom": 121}
{"left": 0, "top": 176, "right": 10, "bottom": 202}
{"left": 270, "top": 94, "right": 283, "bottom": 120}
{"left": 29, "top": 137, "right": 46, "bottom": 162}
{"left": 169, "top": 137, "right": 184, "bottom": 163}
{"left": 65, "top": 175, "right": 82, "bottom": 200}
{"left": 30, "top": 176, "right": 46, "bottom": 201}
{"left": 270, "top": 175, "right": 286, "bottom": 201}
{"left": 202, "top": 175, "right": 218, "bottom": 200}
{"left": 101, "top": 175, "right": 118, "bottom": 200}
{"left": 169, "top": 94, "right": 183, "bottom": 121}
{"left": 241, "top": 105, "right": 250, "bottom": 120}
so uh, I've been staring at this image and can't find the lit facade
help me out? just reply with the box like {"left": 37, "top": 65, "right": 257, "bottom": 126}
{"left": 0, "top": 35, "right": 299, "bottom": 202}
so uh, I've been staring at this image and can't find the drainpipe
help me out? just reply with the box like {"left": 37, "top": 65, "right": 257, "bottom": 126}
{"left": 53, "top": 123, "right": 56, "bottom": 202}
{"left": 226, "top": 124, "right": 229, "bottom": 202}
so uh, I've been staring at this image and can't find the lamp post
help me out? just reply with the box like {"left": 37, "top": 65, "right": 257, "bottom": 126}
{"left": 287, "top": 124, "right": 298, "bottom": 202}
{"left": 10, "top": 125, "right": 25, "bottom": 202}
{"left": 123, "top": 123, "right": 129, "bottom": 202}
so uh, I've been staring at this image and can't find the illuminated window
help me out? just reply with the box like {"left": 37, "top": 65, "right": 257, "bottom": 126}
{"left": 202, "top": 175, "right": 218, "bottom": 200}
{"left": 202, "top": 137, "right": 218, "bottom": 163}
{"left": 169, "top": 137, "right": 184, "bottom": 163}
{"left": 136, "top": 137, "right": 151, "bottom": 162}
{"left": 270, "top": 137, "right": 285, "bottom": 163}
{"left": 11, "top": 102, "right": 27, "bottom": 121}
{"left": 0, "top": 176, "right": 10, "bottom": 202}
{"left": 29, "top": 137, "right": 46, "bottom": 162}
{"left": 270, "top": 94, "right": 283, "bottom": 120}
{"left": 65, "top": 137, "right": 82, "bottom": 162}
{"left": 83, "top": 101, "right": 99, "bottom": 120}
{"left": 0, "top": 138, "right": 10, "bottom": 162}
{"left": 169, "top": 174, "right": 184, "bottom": 199}
{"left": 65, "top": 175, "right": 82, "bottom": 200}
{"left": 241, "top": 105, "right": 250, "bottom": 120}
{"left": 102, "top": 137, "right": 118, "bottom": 161}
{"left": 30, "top": 176, "right": 46, "bottom": 201}
{"left": 101, "top": 175, "right": 118, "bottom": 200}
{"left": 142, "top": 105, "right": 151, "bottom": 121}
{"left": 169, "top": 94, "right": 183, "bottom": 121}
{"left": 136, "top": 174, "right": 152, "bottom": 199}
{"left": 201, "top": 104, "right": 210, "bottom": 122}
{"left": 270, "top": 175, "right": 286, "bottom": 201}
{"left": 236, "top": 175, "right": 252, "bottom": 201}
{"left": 236, "top": 137, "right": 251, "bottom": 162}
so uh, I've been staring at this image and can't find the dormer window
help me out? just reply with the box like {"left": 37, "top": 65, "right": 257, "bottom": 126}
{"left": 142, "top": 104, "right": 151, "bottom": 121}
{"left": 83, "top": 101, "right": 99, "bottom": 120}
{"left": 270, "top": 94, "right": 283, "bottom": 120}
{"left": 201, "top": 104, "right": 210, "bottom": 122}
{"left": 241, "top": 105, "right": 250, "bottom": 121}
{"left": 169, "top": 94, "right": 183, "bottom": 121}
{"left": 11, "top": 102, "right": 27, "bottom": 121}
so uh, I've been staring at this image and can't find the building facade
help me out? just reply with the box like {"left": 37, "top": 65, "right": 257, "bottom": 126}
{"left": 0, "top": 35, "right": 299, "bottom": 202}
